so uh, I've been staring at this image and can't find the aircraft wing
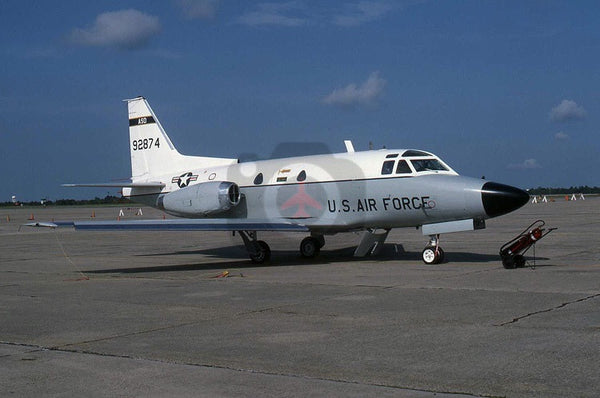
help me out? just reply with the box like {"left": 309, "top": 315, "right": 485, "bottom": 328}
{"left": 62, "top": 182, "right": 165, "bottom": 188}
{"left": 24, "top": 218, "right": 309, "bottom": 232}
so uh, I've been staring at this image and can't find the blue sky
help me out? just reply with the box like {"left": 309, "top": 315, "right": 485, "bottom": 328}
{"left": 1, "top": 1, "right": 598, "bottom": 201}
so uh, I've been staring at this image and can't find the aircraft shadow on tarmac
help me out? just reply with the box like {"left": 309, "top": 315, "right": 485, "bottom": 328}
{"left": 85, "top": 244, "right": 516, "bottom": 274}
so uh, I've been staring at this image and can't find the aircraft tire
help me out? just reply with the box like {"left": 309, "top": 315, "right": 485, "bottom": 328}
{"left": 300, "top": 237, "right": 321, "bottom": 258}
{"left": 313, "top": 234, "right": 325, "bottom": 249}
{"left": 422, "top": 246, "right": 443, "bottom": 265}
{"left": 436, "top": 247, "right": 445, "bottom": 263}
{"left": 250, "top": 240, "right": 271, "bottom": 264}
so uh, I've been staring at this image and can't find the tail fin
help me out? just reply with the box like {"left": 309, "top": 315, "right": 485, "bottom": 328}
{"left": 126, "top": 97, "right": 237, "bottom": 181}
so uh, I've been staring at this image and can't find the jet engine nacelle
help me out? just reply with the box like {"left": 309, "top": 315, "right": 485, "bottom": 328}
{"left": 159, "top": 181, "right": 241, "bottom": 217}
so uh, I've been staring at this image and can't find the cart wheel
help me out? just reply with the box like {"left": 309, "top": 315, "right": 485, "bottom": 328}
{"left": 513, "top": 255, "right": 526, "bottom": 268}
{"left": 502, "top": 255, "right": 516, "bottom": 269}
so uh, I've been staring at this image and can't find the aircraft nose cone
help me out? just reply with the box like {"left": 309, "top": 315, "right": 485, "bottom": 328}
{"left": 481, "top": 182, "right": 529, "bottom": 218}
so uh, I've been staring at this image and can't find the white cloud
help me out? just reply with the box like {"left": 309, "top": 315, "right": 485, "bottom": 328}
{"left": 176, "top": 0, "right": 220, "bottom": 19}
{"left": 554, "top": 131, "right": 569, "bottom": 140}
{"left": 69, "top": 9, "right": 161, "bottom": 50}
{"left": 549, "top": 99, "right": 586, "bottom": 122}
{"left": 333, "top": 1, "right": 395, "bottom": 27}
{"left": 508, "top": 159, "right": 542, "bottom": 170}
{"left": 237, "top": 2, "right": 308, "bottom": 27}
{"left": 322, "top": 71, "right": 386, "bottom": 107}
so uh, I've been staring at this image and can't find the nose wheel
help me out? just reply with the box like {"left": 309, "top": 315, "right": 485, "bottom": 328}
{"left": 422, "top": 234, "right": 445, "bottom": 265}
{"left": 422, "top": 246, "right": 445, "bottom": 264}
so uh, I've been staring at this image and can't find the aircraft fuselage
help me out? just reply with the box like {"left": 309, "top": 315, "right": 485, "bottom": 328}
{"left": 124, "top": 149, "right": 523, "bottom": 235}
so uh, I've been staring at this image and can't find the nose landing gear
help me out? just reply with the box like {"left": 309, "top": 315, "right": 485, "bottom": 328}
{"left": 422, "top": 234, "right": 445, "bottom": 265}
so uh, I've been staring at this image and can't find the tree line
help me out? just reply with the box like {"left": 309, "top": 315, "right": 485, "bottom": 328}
{"left": 0, "top": 195, "right": 131, "bottom": 207}
{"left": 527, "top": 186, "right": 600, "bottom": 195}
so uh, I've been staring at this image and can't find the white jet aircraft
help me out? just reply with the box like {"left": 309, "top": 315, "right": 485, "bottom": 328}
{"left": 60, "top": 97, "right": 529, "bottom": 264}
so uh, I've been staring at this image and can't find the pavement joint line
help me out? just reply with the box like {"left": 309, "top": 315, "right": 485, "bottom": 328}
{"left": 0, "top": 341, "right": 49, "bottom": 358}
{"left": 0, "top": 270, "right": 32, "bottom": 275}
{"left": 494, "top": 292, "right": 600, "bottom": 326}
{"left": 0, "top": 288, "right": 397, "bottom": 358}
{"left": 0, "top": 341, "right": 490, "bottom": 398}
{"left": 44, "top": 291, "right": 370, "bottom": 350}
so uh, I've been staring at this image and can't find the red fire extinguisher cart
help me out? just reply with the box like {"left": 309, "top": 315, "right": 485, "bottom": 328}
{"left": 499, "top": 220, "right": 556, "bottom": 269}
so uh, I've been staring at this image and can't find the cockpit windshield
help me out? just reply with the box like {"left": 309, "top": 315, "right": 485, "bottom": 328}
{"left": 403, "top": 150, "right": 432, "bottom": 157}
{"left": 410, "top": 158, "right": 448, "bottom": 172}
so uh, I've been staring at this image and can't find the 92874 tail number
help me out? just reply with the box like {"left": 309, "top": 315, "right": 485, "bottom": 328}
{"left": 132, "top": 138, "right": 160, "bottom": 151}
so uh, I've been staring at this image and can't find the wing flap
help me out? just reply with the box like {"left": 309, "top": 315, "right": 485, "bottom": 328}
{"left": 71, "top": 218, "right": 308, "bottom": 232}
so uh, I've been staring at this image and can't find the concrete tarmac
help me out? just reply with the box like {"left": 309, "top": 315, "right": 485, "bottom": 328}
{"left": 1, "top": 198, "right": 599, "bottom": 397}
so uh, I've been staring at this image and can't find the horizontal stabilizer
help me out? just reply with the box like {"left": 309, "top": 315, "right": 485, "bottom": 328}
{"left": 62, "top": 182, "right": 165, "bottom": 188}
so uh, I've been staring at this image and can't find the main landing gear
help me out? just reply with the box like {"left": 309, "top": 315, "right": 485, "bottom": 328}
{"left": 422, "top": 234, "right": 445, "bottom": 265}
{"left": 238, "top": 231, "right": 271, "bottom": 264}
{"left": 238, "top": 231, "right": 325, "bottom": 264}
{"left": 300, "top": 235, "right": 325, "bottom": 258}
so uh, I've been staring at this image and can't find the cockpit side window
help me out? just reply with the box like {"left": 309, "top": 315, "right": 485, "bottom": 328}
{"left": 381, "top": 160, "right": 395, "bottom": 175}
{"left": 410, "top": 159, "right": 448, "bottom": 172}
{"left": 396, "top": 159, "right": 412, "bottom": 174}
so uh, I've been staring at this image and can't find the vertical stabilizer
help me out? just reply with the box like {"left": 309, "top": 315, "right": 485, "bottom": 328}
{"left": 126, "top": 97, "right": 237, "bottom": 181}
{"left": 127, "top": 97, "right": 178, "bottom": 180}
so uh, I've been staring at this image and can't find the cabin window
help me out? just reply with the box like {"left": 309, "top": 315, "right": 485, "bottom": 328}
{"left": 411, "top": 159, "right": 448, "bottom": 172}
{"left": 403, "top": 150, "right": 431, "bottom": 157}
{"left": 396, "top": 159, "right": 412, "bottom": 174}
{"left": 297, "top": 170, "right": 306, "bottom": 182}
{"left": 253, "top": 173, "right": 263, "bottom": 185}
{"left": 381, "top": 160, "right": 395, "bottom": 175}
{"left": 386, "top": 153, "right": 399, "bottom": 158}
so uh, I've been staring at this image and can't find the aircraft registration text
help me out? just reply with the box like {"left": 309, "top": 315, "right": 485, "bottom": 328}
{"left": 132, "top": 138, "right": 160, "bottom": 151}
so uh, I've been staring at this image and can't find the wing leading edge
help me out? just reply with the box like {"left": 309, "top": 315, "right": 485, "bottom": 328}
{"left": 62, "top": 182, "right": 165, "bottom": 188}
